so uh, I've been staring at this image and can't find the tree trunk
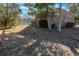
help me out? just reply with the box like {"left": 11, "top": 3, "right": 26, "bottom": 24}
{"left": 48, "top": 20, "right": 51, "bottom": 30}
{"left": 47, "top": 15, "right": 51, "bottom": 30}
{"left": 58, "top": 3, "right": 62, "bottom": 32}
{"left": 1, "top": 26, "right": 6, "bottom": 40}
{"left": 46, "top": 4, "right": 51, "bottom": 30}
{"left": 37, "top": 18, "right": 40, "bottom": 27}
{"left": 58, "top": 16, "right": 62, "bottom": 31}
{"left": 0, "top": 26, "right": 6, "bottom": 46}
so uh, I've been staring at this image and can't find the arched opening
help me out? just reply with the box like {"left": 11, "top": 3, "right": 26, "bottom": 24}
{"left": 65, "top": 22, "right": 74, "bottom": 28}
{"left": 51, "top": 24, "right": 55, "bottom": 28}
{"left": 39, "top": 20, "right": 48, "bottom": 28}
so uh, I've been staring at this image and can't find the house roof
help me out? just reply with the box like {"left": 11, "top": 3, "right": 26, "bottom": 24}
{"left": 59, "top": 9, "right": 75, "bottom": 19}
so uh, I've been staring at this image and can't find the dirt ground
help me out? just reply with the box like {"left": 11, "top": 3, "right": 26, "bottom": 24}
{"left": 0, "top": 25, "right": 79, "bottom": 56}
{"left": 0, "top": 25, "right": 28, "bottom": 35}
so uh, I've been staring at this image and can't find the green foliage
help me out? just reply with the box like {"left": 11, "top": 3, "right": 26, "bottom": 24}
{"left": 68, "top": 4, "right": 79, "bottom": 25}
{"left": 0, "top": 3, "right": 22, "bottom": 29}
{"left": 0, "top": 18, "right": 16, "bottom": 29}
{"left": 74, "top": 16, "right": 79, "bottom": 25}
{"left": 69, "top": 6, "right": 77, "bottom": 13}
{"left": 25, "top": 3, "right": 55, "bottom": 16}
{"left": 18, "top": 9, "right": 22, "bottom": 14}
{"left": 69, "top": 4, "right": 79, "bottom": 15}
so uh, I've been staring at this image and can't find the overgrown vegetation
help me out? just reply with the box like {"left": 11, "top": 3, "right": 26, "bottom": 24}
{"left": 0, "top": 3, "right": 22, "bottom": 41}
{"left": 74, "top": 16, "right": 79, "bottom": 25}
{"left": 25, "top": 3, "right": 56, "bottom": 18}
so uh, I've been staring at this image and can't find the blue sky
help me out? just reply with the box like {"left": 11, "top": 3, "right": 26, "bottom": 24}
{"left": 55, "top": 3, "right": 68, "bottom": 10}
{"left": 19, "top": 4, "right": 28, "bottom": 17}
{"left": 20, "top": 3, "right": 68, "bottom": 18}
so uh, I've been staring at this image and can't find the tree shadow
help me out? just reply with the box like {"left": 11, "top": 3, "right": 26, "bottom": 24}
{"left": 0, "top": 25, "right": 79, "bottom": 56}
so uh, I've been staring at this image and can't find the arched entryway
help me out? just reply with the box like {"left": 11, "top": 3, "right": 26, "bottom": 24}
{"left": 51, "top": 24, "right": 55, "bottom": 28}
{"left": 39, "top": 20, "right": 48, "bottom": 28}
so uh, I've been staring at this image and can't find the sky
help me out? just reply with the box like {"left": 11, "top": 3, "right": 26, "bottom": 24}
{"left": 19, "top": 4, "right": 28, "bottom": 18}
{"left": 19, "top": 3, "right": 68, "bottom": 18}
{"left": 55, "top": 3, "right": 68, "bottom": 10}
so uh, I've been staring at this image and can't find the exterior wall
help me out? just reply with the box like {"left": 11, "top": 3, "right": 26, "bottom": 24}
{"left": 35, "top": 9, "right": 75, "bottom": 28}
{"left": 52, "top": 10, "right": 75, "bottom": 27}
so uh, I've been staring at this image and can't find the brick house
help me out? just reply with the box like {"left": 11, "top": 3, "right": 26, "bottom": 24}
{"left": 35, "top": 9, "right": 75, "bottom": 29}
{"left": 54, "top": 9, "right": 75, "bottom": 27}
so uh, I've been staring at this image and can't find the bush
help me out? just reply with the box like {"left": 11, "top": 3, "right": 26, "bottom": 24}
{"left": 74, "top": 16, "right": 79, "bottom": 25}
{"left": 0, "top": 19, "right": 16, "bottom": 30}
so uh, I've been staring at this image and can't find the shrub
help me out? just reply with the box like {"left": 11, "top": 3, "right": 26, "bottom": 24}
{"left": 0, "top": 19, "right": 17, "bottom": 29}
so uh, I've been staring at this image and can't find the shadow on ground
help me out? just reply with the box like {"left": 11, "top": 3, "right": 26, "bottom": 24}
{"left": 0, "top": 25, "right": 79, "bottom": 56}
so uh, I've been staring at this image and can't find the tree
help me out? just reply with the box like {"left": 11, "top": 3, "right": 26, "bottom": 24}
{"left": 74, "top": 15, "right": 79, "bottom": 25}
{"left": 69, "top": 3, "right": 79, "bottom": 26}
{"left": 58, "top": 3, "right": 62, "bottom": 31}
{"left": 0, "top": 3, "right": 22, "bottom": 42}
{"left": 25, "top": 3, "right": 55, "bottom": 16}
